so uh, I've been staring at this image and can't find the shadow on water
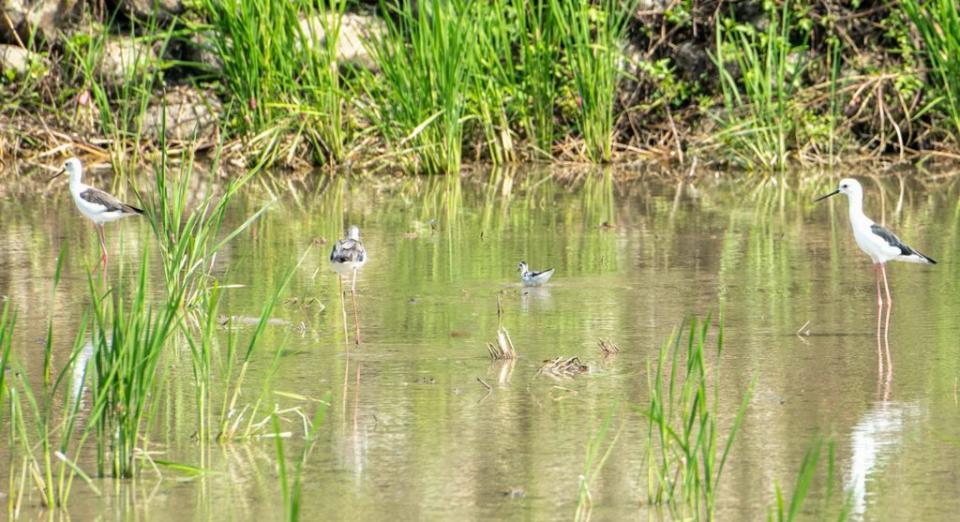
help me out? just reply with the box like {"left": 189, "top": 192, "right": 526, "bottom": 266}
{"left": 1, "top": 165, "right": 960, "bottom": 519}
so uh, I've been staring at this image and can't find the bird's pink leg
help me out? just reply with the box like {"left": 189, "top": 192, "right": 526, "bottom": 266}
{"left": 880, "top": 262, "right": 893, "bottom": 374}
{"left": 351, "top": 269, "right": 361, "bottom": 345}
{"left": 874, "top": 263, "right": 884, "bottom": 375}
{"left": 97, "top": 224, "right": 108, "bottom": 272}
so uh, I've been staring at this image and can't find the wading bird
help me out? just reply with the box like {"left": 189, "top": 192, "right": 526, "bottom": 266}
{"left": 816, "top": 178, "right": 935, "bottom": 371}
{"left": 518, "top": 261, "right": 554, "bottom": 287}
{"left": 330, "top": 225, "right": 367, "bottom": 344}
{"left": 52, "top": 157, "right": 143, "bottom": 271}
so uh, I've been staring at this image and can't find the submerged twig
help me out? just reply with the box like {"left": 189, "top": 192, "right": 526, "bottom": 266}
{"left": 537, "top": 356, "right": 589, "bottom": 379}
{"left": 597, "top": 339, "right": 621, "bottom": 357}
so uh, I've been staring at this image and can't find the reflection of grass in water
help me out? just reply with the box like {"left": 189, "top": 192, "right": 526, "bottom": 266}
{"left": 272, "top": 392, "right": 330, "bottom": 522}
{"left": 575, "top": 406, "right": 622, "bottom": 522}
{"left": 642, "top": 314, "right": 753, "bottom": 520}
{"left": 5, "top": 251, "right": 102, "bottom": 508}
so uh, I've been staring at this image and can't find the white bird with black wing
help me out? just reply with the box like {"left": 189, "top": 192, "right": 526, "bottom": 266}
{"left": 518, "top": 261, "right": 555, "bottom": 287}
{"left": 53, "top": 157, "right": 143, "bottom": 270}
{"left": 816, "top": 178, "right": 935, "bottom": 372}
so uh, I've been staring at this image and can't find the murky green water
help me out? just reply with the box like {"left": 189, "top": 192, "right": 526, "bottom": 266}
{"left": 2, "top": 166, "right": 960, "bottom": 520}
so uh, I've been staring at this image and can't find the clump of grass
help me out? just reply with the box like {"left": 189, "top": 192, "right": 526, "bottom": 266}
{"left": 140, "top": 148, "right": 268, "bottom": 312}
{"left": 368, "top": 0, "right": 473, "bottom": 174}
{"left": 642, "top": 314, "right": 754, "bottom": 519}
{"left": 903, "top": 0, "right": 960, "bottom": 140}
{"left": 87, "top": 248, "right": 181, "bottom": 478}
{"left": 201, "top": 0, "right": 350, "bottom": 165}
{"left": 713, "top": 0, "right": 809, "bottom": 170}
{"left": 61, "top": 11, "right": 181, "bottom": 167}
{"left": 551, "top": 0, "right": 637, "bottom": 162}
{"left": 486, "top": 326, "right": 518, "bottom": 360}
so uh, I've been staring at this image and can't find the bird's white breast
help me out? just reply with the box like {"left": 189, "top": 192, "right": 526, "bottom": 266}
{"left": 851, "top": 217, "right": 901, "bottom": 263}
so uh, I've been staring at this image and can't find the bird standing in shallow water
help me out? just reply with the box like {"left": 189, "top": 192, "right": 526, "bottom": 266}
{"left": 518, "top": 261, "right": 555, "bottom": 287}
{"left": 53, "top": 157, "right": 143, "bottom": 271}
{"left": 330, "top": 225, "right": 366, "bottom": 344}
{"left": 816, "top": 178, "right": 935, "bottom": 373}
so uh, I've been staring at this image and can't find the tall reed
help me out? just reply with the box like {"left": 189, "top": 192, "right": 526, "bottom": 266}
{"left": 642, "top": 314, "right": 753, "bottom": 520}
{"left": 368, "top": 0, "right": 473, "bottom": 174}
{"left": 550, "top": 0, "right": 636, "bottom": 162}
{"left": 87, "top": 248, "right": 181, "bottom": 478}
{"left": 903, "top": 0, "right": 960, "bottom": 139}
{"left": 202, "top": 0, "right": 352, "bottom": 165}
{"left": 714, "top": 0, "right": 807, "bottom": 170}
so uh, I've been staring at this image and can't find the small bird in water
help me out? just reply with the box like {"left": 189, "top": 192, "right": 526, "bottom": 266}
{"left": 52, "top": 157, "right": 143, "bottom": 270}
{"left": 330, "top": 225, "right": 367, "bottom": 344}
{"left": 518, "top": 261, "right": 554, "bottom": 287}
{"left": 330, "top": 225, "right": 367, "bottom": 285}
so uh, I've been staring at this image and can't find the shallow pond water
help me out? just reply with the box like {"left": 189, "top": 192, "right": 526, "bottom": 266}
{"left": 1, "top": 166, "right": 959, "bottom": 520}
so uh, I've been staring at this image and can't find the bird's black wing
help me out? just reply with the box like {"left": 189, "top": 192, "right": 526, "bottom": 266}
{"left": 80, "top": 188, "right": 143, "bottom": 214}
{"left": 871, "top": 223, "right": 936, "bottom": 263}
{"left": 330, "top": 238, "right": 365, "bottom": 263}
{"left": 870, "top": 224, "right": 911, "bottom": 256}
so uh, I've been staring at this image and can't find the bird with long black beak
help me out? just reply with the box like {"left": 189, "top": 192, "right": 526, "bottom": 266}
{"left": 816, "top": 177, "right": 935, "bottom": 374}
{"left": 51, "top": 157, "right": 143, "bottom": 271}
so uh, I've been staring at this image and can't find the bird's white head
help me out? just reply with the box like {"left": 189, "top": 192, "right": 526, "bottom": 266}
{"left": 837, "top": 178, "right": 862, "bottom": 198}
{"left": 816, "top": 177, "right": 862, "bottom": 203}
{"left": 517, "top": 261, "right": 528, "bottom": 273}
{"left": 347, "top": 225, "right": 361, "bottom": 241}
{"left": 63, "top": 157, "right": 83, "bottom": 184}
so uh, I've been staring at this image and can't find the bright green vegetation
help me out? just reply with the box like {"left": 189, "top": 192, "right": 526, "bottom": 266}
{"left": 642, "top": 314, "right": 753, "bottom": 519}
{"left": 5, "top": 1, "right": 960, "bottom": 173}
{"left": 714, "top": 0, "right": 808, "bottom": 170}
{"left": 767, "top": 438, "right": 852, "bottom": 522}
{"left": 1, "top": 150, "right": 318, "bottom": 511}
{"left": 903, "top": 0, "right": 960, "bottom": 140}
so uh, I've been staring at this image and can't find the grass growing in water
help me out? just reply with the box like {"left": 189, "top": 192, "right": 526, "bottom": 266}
{"left": 271, "top": 394, "right": 331, "bottom": 521}
{"left": 141, "top": 148, "right": 268, "bottom": 312}
{"left": 642, "top": 314, "right": 754, "bottom": 520}
{"left": 87, "top": 248, "right": 181, "bottom": 478}
{"left": 4, "top": 252, "right": 101, "bottom": 509}
{"left": 575, "top": 406, "right": 622, "bottom": 522}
